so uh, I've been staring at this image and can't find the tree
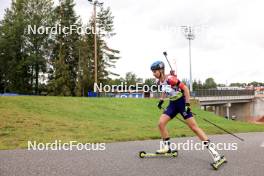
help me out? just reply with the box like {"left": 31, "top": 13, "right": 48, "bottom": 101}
{"left": 0, "top": 0, "right": 54, "bottom": 94}
{"left": 77, "top": 5, "right": 120, "bottom": 93}
{"left": 248, "top": 81, "right": 264, "bottom": 87}
{"left": 197, "top": 79, "right": 203, "bottom": 89}
{"left": 144, "top": 78, "right": 156, "bottom": 87}
{"left": 193, "top": 79, "right": 198, "bottom": 91}
{"left": 48, "top": 0, "right": 81, "bottom": 96}
{"left": 124, "top": 72, "right": 142, "bottom": 86}
{"left": 0, "top": 0, "right": 30, "bottom": 93}
{"left": 0, "top": 0, "right": 120, "bottom": 96}
{"left": 204, "top": 78, "right": 217, "bottom": 89}
{"left": 217, "top": 83, "right": 226, "bottom": 87}
{"left": 75, "top": 37, "right": 91, "bottom": 96}
{"left": 107, "top": 78, "right": 125, "bottom": 87}
{"left": 0, "top": 22, "right": 8, "bottom": 93}
{"left": 23, "top": 0, "right": 54, "bottom": 94}
{"left": 94, "top": 6, "right": 120, "bottom": 83}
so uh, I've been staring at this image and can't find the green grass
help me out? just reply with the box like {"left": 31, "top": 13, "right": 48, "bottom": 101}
{"left": 0, "top": 96, "right": 263, "bottom": 150}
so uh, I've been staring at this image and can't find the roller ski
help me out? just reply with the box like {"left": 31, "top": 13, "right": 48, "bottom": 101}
{"left": 211, "top": 155, "right": 227, "bottom": 170}
{"left": 139, "top": 140, "right": 178, "bottom": 158}
{"left": 204, "top": 140, "right": 227, "bottom": 170}
{"left": 139, "top": 149, "right": 178, "bottom": 158}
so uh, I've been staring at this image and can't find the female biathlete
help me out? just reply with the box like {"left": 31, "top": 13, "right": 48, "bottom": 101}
{"left": 150, "top": 61, "right": 226, "bottom": 169}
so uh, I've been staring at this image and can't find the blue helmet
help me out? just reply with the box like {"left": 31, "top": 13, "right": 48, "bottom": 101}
{"left": 150, "top": 61, "right": 165, "bottom": 71}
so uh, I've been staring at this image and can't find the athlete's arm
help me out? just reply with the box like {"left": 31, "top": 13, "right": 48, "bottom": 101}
{"left": 160, "top": 91, "right": 165, "bottom": 100}
{"left": 182, "top": 84, "right": 190, "bottom": 103}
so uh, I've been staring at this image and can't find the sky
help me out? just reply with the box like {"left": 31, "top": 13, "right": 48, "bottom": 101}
{"left": 0, "top": 0, "right": 264, "bottom": 84}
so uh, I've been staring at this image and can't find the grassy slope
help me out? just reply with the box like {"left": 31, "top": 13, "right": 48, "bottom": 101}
{"left": 0, "top": 96, "right": 263, "bottom": 149}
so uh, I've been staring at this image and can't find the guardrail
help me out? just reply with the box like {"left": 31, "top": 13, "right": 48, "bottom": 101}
{"left": 193, "top": 89, "right": 255, "bottom": 97}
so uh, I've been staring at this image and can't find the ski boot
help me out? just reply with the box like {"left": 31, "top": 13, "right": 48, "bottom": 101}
{"left": 211, "top": 155, "right": 227, "bottom": 170}
{"left": 139, "top": 140, "right": 177, "bottom": 158}
{"left": 204, "top": 140, "right": 227, "bottom": 170}
{"left": 156, "top": 140, "right": 171, "bottom": 154}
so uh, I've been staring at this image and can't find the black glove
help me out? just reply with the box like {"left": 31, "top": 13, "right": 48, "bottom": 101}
{"left": 157, "top": 100, "right": 164, "bottom": 109}
{"left": 185, "top": 103, "right": 191, "bottom": 113}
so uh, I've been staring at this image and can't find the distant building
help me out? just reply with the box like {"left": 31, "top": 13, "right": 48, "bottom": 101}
{"left": 255, "top": 86, "right": 264, "bottom": 96}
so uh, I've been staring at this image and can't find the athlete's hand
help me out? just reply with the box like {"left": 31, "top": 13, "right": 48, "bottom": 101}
{"left": 157, "top": 100, "right": 164, "bottom": 109}
{"left": 185, "top": 103, "right": 191, "bottom": 113}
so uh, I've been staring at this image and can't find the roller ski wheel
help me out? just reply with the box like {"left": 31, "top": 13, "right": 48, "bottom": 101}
{"left": 138, "top": 150, "right": 178, "bottom": 158}
{"left": 211, "top": 155, "right": 227, "bottom": 170}
{"left": 139, "top": 151, "right": 146, "bottom": 158}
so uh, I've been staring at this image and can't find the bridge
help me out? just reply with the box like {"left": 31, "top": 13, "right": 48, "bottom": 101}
{"left": 193, "top": 89, "right": 257, "bottom": 120}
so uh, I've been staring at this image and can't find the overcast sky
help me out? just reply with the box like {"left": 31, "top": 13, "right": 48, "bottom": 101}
{"left": 1, "top": 0, "right": 264, "bottom": 84}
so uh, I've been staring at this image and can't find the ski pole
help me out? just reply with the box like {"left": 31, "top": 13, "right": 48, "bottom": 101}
{"left": 163, "top": 51, "right": 173, "bottom": 71}
{"left": 160, "top": 107, "right": 244, "bottom": 141}
{"left": 193, "top": 112, "right": 245, "bottom": 142}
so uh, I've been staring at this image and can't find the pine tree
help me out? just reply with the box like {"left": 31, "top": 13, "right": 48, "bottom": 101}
{"left": 80, "top": 5, "right": 120, "bottom": 92}
{"left": 0, "top": 0, "right": 30, "bottom": 93}
{"left": 97, "top": 6, "right": 120, "bottom": 82}
{"left": 193, "top": 79, "right": 198, "bottom": 91}
{"left": 23, "top": 0, "right": 54, "bottom": 94}
{"left": 1, "top": 0, "right": 120, "bottom": 95}
{"left": 48, "top": 0, "right": 81, "bottom": 96}
{"left": 75, "top": 37, "right": 90, "bottom": 96}
{"left": 0, "top": 0, "right": 54, "bottom": 94}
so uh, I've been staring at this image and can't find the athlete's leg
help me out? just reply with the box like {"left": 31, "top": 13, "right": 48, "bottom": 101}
{"left": 185, "top": 116, "right": 221, "bottom": 162}
{"left": 158, "top": 114, "right": 171, "bottom": 139}
{"left": 185, "top": 116, "right": 208, "bottom": 141}
{"left": 156, "top": 114, "right": 172, "bottom": 153}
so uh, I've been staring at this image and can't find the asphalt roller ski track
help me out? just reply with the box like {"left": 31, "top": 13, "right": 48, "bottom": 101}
{"left": 0, "top": 132, "right": 264, "bottom": 176}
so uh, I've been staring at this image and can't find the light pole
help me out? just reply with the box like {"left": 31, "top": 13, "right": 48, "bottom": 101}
{"left": 182, "top": 26, "right": 195, "bottom": 93}
{"left": 88, "top": 0, "right": 103, "bottom": 86}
